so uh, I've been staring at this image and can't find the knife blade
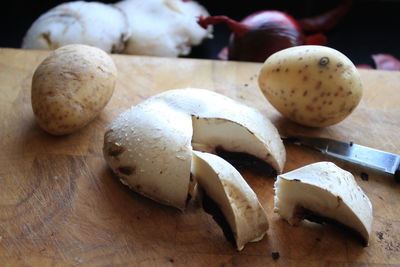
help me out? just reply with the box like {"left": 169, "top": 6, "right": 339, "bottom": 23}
{"left": 282, "top": 135, "right": 400, "bottom": 182}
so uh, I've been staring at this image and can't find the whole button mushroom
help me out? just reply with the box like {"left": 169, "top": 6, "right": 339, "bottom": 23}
{"left": 31, "top": 44, "right": 117, "bottom": 135}
{"left": 258, "top": 45, "right": 363, "bottom": 127}
{"left": 21, "top": 1, "right": 130, "bottom": 53}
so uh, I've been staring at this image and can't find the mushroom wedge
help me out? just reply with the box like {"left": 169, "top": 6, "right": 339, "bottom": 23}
{"left": 274, "top": 161, "right": 373, "bottom": 245}
{"left": 103, "top": 88, "right": 285, "bottom": 210}
{"left": 192, "top": 151, "right": 269, "bottom": 251}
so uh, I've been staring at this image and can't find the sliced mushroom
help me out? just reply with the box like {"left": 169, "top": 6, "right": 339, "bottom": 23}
{"left": 152, "top": 88, "right": 286, "bottom": 173}
{"left": 192, "top": 151, "right": 269, "bottom": 251}
{"left": 103, "top": 88, "right": 285, "bottom": 210}
{"left": 274, "top": 161, "right": 373, "bottom": 245}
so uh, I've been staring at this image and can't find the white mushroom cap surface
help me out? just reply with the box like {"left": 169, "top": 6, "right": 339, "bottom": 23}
{"left": 22, "top": 1, "right": 130, "bottom": 53}
{"left": 103, "top": 88, "right": 285, "bottom": 211}
{"left": 116, "top": 0, "right": 211, "bottom": 57}
{"left": 104, "top": 100, "right": 193, "bottom": 210}
{"left": 192, "top": 151, "right": 269, "bottom": 251}
{"left": 274, "top": 161, "right": 373, "bottom": 245}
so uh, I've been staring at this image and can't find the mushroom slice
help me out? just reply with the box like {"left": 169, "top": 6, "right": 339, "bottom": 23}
{"left": 191, "top": 116, "right": 280, "bottom": 172}
{"left": 274, "top": 161, "right": 373, "bottom": 245}
{"left": 192, "top": 151, "right": 269, "bottom": 250}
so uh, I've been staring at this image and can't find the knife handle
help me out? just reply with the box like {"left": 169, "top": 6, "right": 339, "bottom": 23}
{"left": 395, "top": 163, "right": 400, "bottom": 183}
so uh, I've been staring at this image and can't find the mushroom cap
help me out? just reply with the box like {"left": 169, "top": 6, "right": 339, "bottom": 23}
{"left": 192, "top": 151, "right": 269, "bottom": 251}
{"left": 274, "top": 161, "right": 373, "bottom": 244}
{"left": 104, "top": 100, "right": 193, "bottom": 210}
{"left": 22, "top": 1, "right": 130, "bottom": 53}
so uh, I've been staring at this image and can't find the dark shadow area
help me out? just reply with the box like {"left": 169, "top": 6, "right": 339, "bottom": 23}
{"left": 215, "top": 146, "right": 277, "bottom": 177}
{"left": 297, "top": 206, "right": 368, "bottom": 246}
{"left": 2, "top": 0, "right": 400, "bottom": 66}
{"left": 201, "top": 190, "right": 236, "bottom": 249}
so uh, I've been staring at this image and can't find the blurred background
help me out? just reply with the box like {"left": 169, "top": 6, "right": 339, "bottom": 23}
{"left": 1, "top": 0, "right": 399, "bottom": 66}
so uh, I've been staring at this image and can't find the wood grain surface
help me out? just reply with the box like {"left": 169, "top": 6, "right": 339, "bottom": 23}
{"left": 0, "top": 48, "right": 399, "bottom": 266}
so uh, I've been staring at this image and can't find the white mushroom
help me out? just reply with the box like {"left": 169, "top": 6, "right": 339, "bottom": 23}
{"left": 22, "top": 0, "right": 211, "bottom": 57}
{"left": 274, "top": 161, "right": 373, "bottom": 245}
{"left": 192, "top": 151, "right": 269, "bottom": 251}
{"left": 103, "top": 88, "right": 285, "bottom": 211}
{"left": 22, "top": 1, "right": 130, "bottom": 53}
{"left": 104, "top": 100, "right": 193, "bottom": 210}
{"left": 151, "top": 88, "right": 285, "bottom": 172}
{"left": 115, "top": 0, "right": 212, "bottom": 57}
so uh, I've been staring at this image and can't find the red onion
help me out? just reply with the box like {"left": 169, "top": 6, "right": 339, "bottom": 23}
{"left": 198, "top": 0, "right": 352, "bottom": 62}
{"left": 358, "top": 54, "right": 400, "bottom": 71}
{"left": 298, "top": 0, "right": 353, "bottom": 32}
{"left": 228, "top": 22, "right": 305, "bottom": 62}
{"left": 372, "top": 54, "right": 400, "bottom": 71}
{"left": 198, "top": 15, "right": 305, "bottom": 62}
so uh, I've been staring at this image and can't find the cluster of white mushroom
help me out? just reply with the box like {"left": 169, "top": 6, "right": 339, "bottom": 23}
{"left": 103, "top": 88, "right": 373, "bottom": 250}
{"left": 22, "top": 0, "right": 212, "bottom": 57}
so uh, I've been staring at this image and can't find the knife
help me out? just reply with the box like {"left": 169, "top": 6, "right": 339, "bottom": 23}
{"left": 282, "top": 135, "right": 400, "bottom": 182}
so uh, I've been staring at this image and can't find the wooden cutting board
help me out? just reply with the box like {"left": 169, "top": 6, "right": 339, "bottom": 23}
{"left": 0, "top": 48, "right": 399, "bottom": 266}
